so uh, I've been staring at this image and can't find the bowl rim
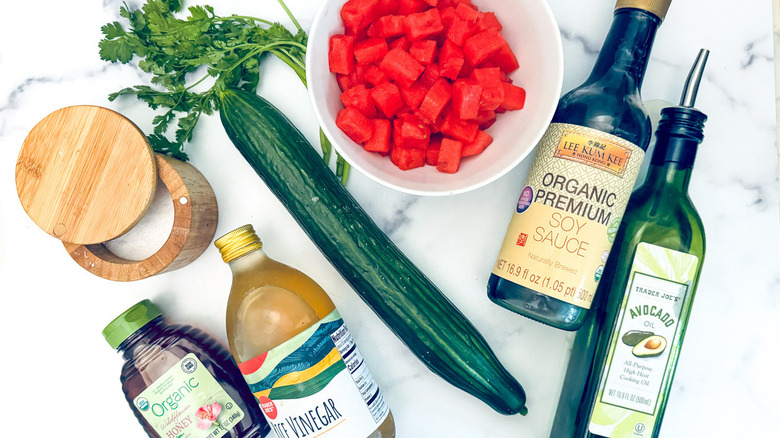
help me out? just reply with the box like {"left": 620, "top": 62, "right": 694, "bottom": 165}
{"left": 306, "top": 0, "right": 564, "bottom": 196}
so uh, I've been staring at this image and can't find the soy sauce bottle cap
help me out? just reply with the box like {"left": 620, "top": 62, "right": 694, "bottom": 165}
{"left": 615, "top": 0, "right": 672, "bottom": 21}
{"left": 103, "top": 299, "right": 163, "bottom": 350}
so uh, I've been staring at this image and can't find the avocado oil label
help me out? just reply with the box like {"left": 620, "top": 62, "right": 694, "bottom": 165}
{"left": 238, "top": 310, "right": 389, "bottom": 438}
{"left": 588, "top": 243, "right": 699, "bottom": 437}
{"left": 133, "top": 353, "right": 245, "bottom": 438}
{"left": 493, "top": 123, "right": 645, "bottom": 309}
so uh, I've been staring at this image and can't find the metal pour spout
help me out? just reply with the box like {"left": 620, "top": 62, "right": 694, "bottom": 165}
{"left": 679, "top": 48, "right": 710, "bottom": 108}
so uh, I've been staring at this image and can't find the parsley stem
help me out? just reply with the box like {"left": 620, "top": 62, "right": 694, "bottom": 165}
{"left": 276, "top": 0, "right": 303, "bottom": 33}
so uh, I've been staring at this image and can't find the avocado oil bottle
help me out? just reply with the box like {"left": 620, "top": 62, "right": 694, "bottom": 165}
{"left": 488, "top": 0, "right": 672, "bottom": 330}
{"left": 551, "top": 49, "right": 709, "bottom": 438}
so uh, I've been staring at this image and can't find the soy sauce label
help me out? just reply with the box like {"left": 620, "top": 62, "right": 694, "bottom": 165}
{"left": 492, "top": 123, "right": 644, "bottom": 309}
{"left": 238, "top": 310, "right": 389, "bottom": 438}
{"left": 588, "top": 243, "right": 699, "bottom": 437}
{"left": 134, "top": 354, "right": 244, "bottom": 438}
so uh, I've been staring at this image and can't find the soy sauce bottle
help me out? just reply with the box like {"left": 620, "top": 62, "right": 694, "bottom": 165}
{"left": 104, "top": 299, "right": 270, "bottom": 438}
{"left": 488, "top": 0, "right": 672, "bottom": 330}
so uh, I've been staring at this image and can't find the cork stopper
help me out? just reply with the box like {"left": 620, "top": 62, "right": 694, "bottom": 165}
{"left": 615, "top": 0, "right": 672, "bottom": 21}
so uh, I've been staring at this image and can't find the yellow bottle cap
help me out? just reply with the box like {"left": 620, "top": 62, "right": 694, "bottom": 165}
{"left": 214, "top": 224, "right": 263, "bottom": 263}
{"left": 615, "top": 0, "right": 672, "bottom": 21}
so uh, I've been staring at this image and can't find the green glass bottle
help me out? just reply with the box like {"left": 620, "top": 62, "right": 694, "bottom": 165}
{"left": 550, "top": 49, "right": 709, "bottom": 438}
{"left": 488, "top": 0, "right": 672, "bottom": 330}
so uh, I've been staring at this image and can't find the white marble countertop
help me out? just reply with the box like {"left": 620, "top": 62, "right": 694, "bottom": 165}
{"left": 1, "top": 0, "right": 778, "bottom": 437}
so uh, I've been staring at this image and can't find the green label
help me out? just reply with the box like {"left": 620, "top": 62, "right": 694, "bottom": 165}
{"left": 588, "top": 243, "right": 698, "bottom": 437}
{"left": 134, "top": 353, "right": 245, "bottom": 438}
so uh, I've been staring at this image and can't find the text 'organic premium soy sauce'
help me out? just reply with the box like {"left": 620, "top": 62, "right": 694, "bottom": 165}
{"left": 488, "top": 0, "right": 673, "bottom": 331}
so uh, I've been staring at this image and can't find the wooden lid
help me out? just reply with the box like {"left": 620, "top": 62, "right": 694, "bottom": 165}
{"left": 16, "top": 106, "right": 157, "bottom": 244}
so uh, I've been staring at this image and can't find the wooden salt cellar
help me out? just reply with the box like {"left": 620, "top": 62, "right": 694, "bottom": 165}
{"left": 15, "top": 105, "right": 218, "bottom": 281}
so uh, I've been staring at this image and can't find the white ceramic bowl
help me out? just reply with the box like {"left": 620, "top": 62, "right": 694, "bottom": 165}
{"left": 306, "top": 0, "right": 563, "bottom": 196}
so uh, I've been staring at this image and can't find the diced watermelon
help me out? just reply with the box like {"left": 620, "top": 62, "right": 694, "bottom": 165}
{"left": 438, "top": 40, "right": 464, "bottom": 80}
{"left": 392, "top": 117, "right": 429, "bottom": 149}
{"left": 405, "top": 8, "right": 445, "bottom": 41}
{"left": 391, "top": 145, "right": 426, "bottom": 170}
{"left": 367, "top": 15, "right": 406, "bottom": 38}
{"left": 354, "top": 38, "right": 390, "bottom": 65}
{"left": 452, "top": 79, "right": 482, "bottom": 119}
{"left": 365, "top": 119, "right": 392, "bottom": 154}
{"left": 436, "top": 137, "right": 464, "bottom": 173}
{"left": 419, "top": 64, "right": 441, "bottom": 88}
{"left": 491, "top": 43, "right": 520, "bottom": 73}
{"left": 462, "top": 129, "right": 493, "bottom": 156}
{"left": 337, "top": 74, "right": 356, "bottom": 92}
{"left": 341, "top": 0, "right": 381, "bottom": 34}
{"left": 446, "top": 16, "right": 478, "bottom": 47}
{"left": 370, "top": 81, "right": 405, "bottom": 118}
{"left": 417, "top": 78, "right": 452, "bottom": 123}
{"left": 399, "top": 82, "right": 428, "bottom": 110}
{"left": 472, "top": 67, "right": 505, "bottom": 110}
{"left": 440, "top": 109, "right": 478, "bottom": 142}
{"left": 329, "top": 35, "right": 355, "bottom": 74}
{"left": 380, "top": 48, "right": 425, "bottom": 88}
{"left": 426, "top": 135, "right": 442, "bottom": 165}
{"left": 477, "top": 11, "right": 502, "bottom": 31}
{"left": 388, "top": 35, "right": 411, "bottom": 51}
{"left": 364, "top": 65, "right": 389, "bottom": 86}
{"left": 454, "top": 2, "right": 480, "bottom": 22}
{"left": 474, "top": 109, "right": 496, "bottom": 129}
{"left": 501, "top": 82, "right": 526, "bottom": 110}
{"left": 378, "top": 0, "right": 399, "bottom": 15}
{"left": 398, "top": 0, "right": 429, "bottom": 14}
{"left": 409, "top": 40, "right": 438, "bottom": 65}
{"left": 337, "top": 107, "right": 374, "bottom": 144}
{"left": 400, "top": 113, "right": 431, "bottom": 144}
{"left": 439, "top": 6, "right": 458, "bottom": 29}
{"left": 341, "top": 84, "right": 377, "bottom": 118}
{"left": 463, "top": 29, "right": 507, "bottom": 66}
{"left": 332, "top": 0, "right": 524, "bottom": 173}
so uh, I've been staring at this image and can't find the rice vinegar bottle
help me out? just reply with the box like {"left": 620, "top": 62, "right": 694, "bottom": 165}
{"left": 215, "top": 225, "right": 395, "bottom": 438}
{"left": 488, "top": 0, "right": 672, "bottom": 330}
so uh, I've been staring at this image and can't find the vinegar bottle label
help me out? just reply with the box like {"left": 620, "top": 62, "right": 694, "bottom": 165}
{"left": 237, "top": 310, "right": 389, "bottom": 438}
{"left": 588, "top": 243, "right": 699, "bottom": 437}
{"left": 492, "top": 123, "right": 645, "bottom": 309}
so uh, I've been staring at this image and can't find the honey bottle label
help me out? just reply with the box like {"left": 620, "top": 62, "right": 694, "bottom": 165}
{"left": 492, "top": 123, "right": 645, "bottom": 309}
{"left": 133, "top": 353, "right": 245, "bottom": 438}
{"left": 588, "top": 243, "right": 699, "bottom": 437}
{"left": 238, "top": 310, "right": 389, "bottom": 438}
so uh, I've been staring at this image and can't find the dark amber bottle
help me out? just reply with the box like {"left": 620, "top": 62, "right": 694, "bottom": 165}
{"left": 104, "top": 299, "right": 270, "bottom": 438}
{"left": 488, "top": 0, "right": 672, "bottom": 330}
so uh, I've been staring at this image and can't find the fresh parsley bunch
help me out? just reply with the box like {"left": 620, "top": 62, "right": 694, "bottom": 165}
{"left": 100, "top": 0, "right": 348, "bottom": 181}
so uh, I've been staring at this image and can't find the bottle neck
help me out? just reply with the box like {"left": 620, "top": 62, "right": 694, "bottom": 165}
{"left": 228, "top": 247, "right": 268, "bottom": 275}
{"left": 644, "top": 161, "right": 693, "bottom": 195}
{"left": 587, "top": 9, "right": 661, "bottom": 88}
{"left": 117, "top": 316, "right": 166, "bottom": 361}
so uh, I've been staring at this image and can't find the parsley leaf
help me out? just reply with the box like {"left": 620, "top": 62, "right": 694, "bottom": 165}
{"left": 100, "top": 0, "right": 346, "bottom": 181}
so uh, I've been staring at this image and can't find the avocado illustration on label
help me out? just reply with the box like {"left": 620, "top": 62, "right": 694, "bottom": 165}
{"left": 621, "top": 330, "right": 655, "bottom": 346}
{"left": 631, "top": 335, "right": 667, "bottom": 358}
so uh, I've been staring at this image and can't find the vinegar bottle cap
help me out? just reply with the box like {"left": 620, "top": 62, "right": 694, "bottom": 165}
{"left": 214, "top": 224, "right": 264, "bottom": 263}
